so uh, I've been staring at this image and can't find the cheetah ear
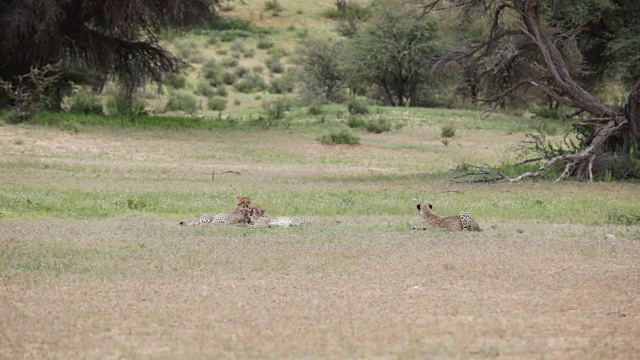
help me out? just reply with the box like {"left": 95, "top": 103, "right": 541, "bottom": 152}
{"left": 416, "top": 204, "right": 421, "bottom": 211}
{"left": 428, "top": 203, "right": 433, "bottom": 209}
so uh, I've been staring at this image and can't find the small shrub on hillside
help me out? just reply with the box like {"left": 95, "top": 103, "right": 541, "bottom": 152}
{"left": 164, "top": 73, "right": 187, "bottom": 89}
{"left": 263, "top": 98, "right": 290, "bottom": 119}
{"left": 264, "top": 0, "right": 284, "bottom": 12}
{"left": 253, "top": 65, "right": 264, "bottom": 74}
{"left": 243, "top": 48, "right": 256, "bottom": 58}
{"left": 267, "top": 48, "right": 289, "bottom": 58}
{"left": 164, "top": 91, "right": 199, "bottom": 113}
{"left": 203, "top": 60, "right": 218, "bottom": 69}
{"left": 221, "top": 72, "right": 237, "bottom": 85}
{"left": 347, "top": 98, "right": 369, "bottom": 115}
{"left": 69, "top": 91, "right": 103, "bottom": 115}
{"left": 219, "top": 30, "right": 251, "bottom": 42}
{"left": 323, "top": 2, "right": 372, "bottom": 20}
{"left": 106, "top": 96, "right": 146, "bottom": 115}
{"left": 221, "top": 57, "right": 239, "bottom": 68}
{"left": 269, "top": 76, "right": 295, "bottom": 94}
{"left": 207, "top": 97, "right": 227, "bottom": 112}
{"left": 257, "top": 38, "right": 274, "bottom": 50}
{"left": 195, "top": 82, "right": 216, "bottom": 97}
{"left": 266, "top": 57, "right": 284, "bottom": 74}
{"left": 230, "top": 41, "right": 245, "bottom": 53}
{"left": 207, "top": 36, "right": 219, "bottom": 46}
{"left": 234, "top": 74, "right": 267, "bottom": 93}
{"left": 346, "top": 116, "right": 365, "bottom": 128}
{"left": 216, "top": 49, "right": 228, "bottom": 55}
{"left": 441, "top": 125, "right": 456, "bottom": 138}
{"left": 216, "top": 86, "right": 228, "bottom": 97}
{"left": 318, "top": 130, "right": 360, "bottom": 145}
{"left": 235, "top": 66, "right": 250, "bottom": 78}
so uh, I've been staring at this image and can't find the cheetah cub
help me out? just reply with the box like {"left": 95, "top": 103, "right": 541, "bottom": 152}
{"left": 249, "top": 205, "right": 310, "bottom": 228}
{"left": 179, "top": 196, "right": 251, "bottom": 225}
{"left": 415, "top": 203, "right": 481, "bottom": 231}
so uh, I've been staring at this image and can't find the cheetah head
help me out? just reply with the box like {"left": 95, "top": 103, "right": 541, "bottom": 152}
{"left": 249, "top": 204, "right": 267, "bottom": 220}
{"left": 416, "top": 203, "right": 433, "bottom": 211}
{"left": 236, "top": 196, "right": 252, "bottom": 209}
{"left": 416, "top": 203, "right": 436, "bottom": 218}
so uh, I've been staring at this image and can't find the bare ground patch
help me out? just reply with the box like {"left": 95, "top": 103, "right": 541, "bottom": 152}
{"left": 1, "top": 219, "right": 639, "bottom": 359}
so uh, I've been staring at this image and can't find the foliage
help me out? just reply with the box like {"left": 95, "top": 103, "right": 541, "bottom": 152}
{"left": 207, "top": 97, "right": 227, "bottom": 112}
{"left": 266, "top": 57, "right": 285, "bottom": 74}
{"left": 105, "top": 96, "right": 146, "bottom": 116}
{"left": 0, "top": 0, "right": 213, "bottom": 117}
{"left": 164, "top": 91, "right": 199, "bottom": 113}
{"left": 69, "top": 90, "right": 103, "bottom": 115}
{"left": 347, "top": 98, "right": 370, "bottom": 115}
{"left": 164, "top": 73, "right": 187, "bottom": 89}
{"left": 252, "top": 98, "right": 291, "bottom": 128}
{"left": 317, "top": 129, "right": 360, "bottom": 145}
{"left": 441, "top": 125, "right": 456, "bottom": 138}
{"left": 234, "top": 74, "right": 268, "bottom": 93}
{"left": 339, "top": 0, "right": 440, "bottom": 106}
{"left": 299, "top": 39, "right": 347, "bottom": 103}
{"left": 257, "top": 39, "right": 275, "bottom": 50}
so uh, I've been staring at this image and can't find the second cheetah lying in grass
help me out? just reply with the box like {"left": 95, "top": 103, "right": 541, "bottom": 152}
{"left": 414, "top": 203, "right": 482, "bottom": 231}
{"left": 249, "top": 205, "right": 310, "bottom": 228}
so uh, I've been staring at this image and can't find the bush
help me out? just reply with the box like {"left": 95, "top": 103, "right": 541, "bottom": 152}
{"left": 105, "top": 96, "right": 146, "bottom": 115}
{"left": 69, "top": 91, "right": 103, "bottom": 115}
{"left": 269, "top": 76, "right": 295, "bottom": 94}
{"left": 266, "top": 57, "right": 284, "bottom": 74}
{"left": 235, "top": 66, "right": 250, "bottom": 78}
{"left": 323, "top": 2, "right": 372, "bottom": 20}
{"left": 230, "top": 41, "right": 245, "bottom": 53}
{"left": 234, "top": 74, "right": 267, "bottom": 93}
{"left": 221, "top": 57, "right": 239, "bottom": 68}
{"left": 243, "top": 48, "right": 256, "bottom": 58}
{"left": 441, "top": 125, "right": 456, "bottom": 138}
{"left": 216, "top": 86, "right": 228, "bottom": 97}
{"left": 207, "top": 97, "right": 227, "bottom": 112}
{"left": 346, "top": 116, "right": 365, "bottom": 128}
{"left": 257, "top": 38, "right": 274, "bottom": 50}
{"left": 249, "top": 98, "right": 291, "bottom": 129}
{"left": 264, "top": 0, "right": 284, "bottom": 12}
{"left": 164, "top": 73, "right": 187, "bottom": 89}
{"left": 347, "top": 98, "right": 369, "bottom": 115}
{"left": 318, "top": 129, "right": 360, "bottom": 145}
{"left": 308, "top": 104, "right": 325, "bottom": 116}
{"left": 533, "top": 107, "right": 561, "bottom": 119}
{"left": 195, "top": 82, "right": 216, "bottom": 97}
{"left": 219, "top": 30, "right": 251, "bottom": 42}
{"left": 164, "top": 91, "right": 199, "bottom": 113}
{"left": 221, "top": 72, "right": 237, "bottom": 85}
{"left": 364, "top": 118, "right": 392, "bottom": 134}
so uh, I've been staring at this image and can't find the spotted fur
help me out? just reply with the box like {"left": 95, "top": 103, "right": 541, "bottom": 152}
{"left": 249, "top": 205, "right": 310, "bottom": 228}
{"left": 179, "top": 196, "right": 251, "bottom": 225}
{"left": 415, "top": 203, "right": 481, "bottom": 231}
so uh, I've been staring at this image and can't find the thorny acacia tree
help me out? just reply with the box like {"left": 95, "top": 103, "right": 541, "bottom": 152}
{"left": 0, "top": 0, "right": 215, "bottom": 119}
{"left": 414, "top": 0, "right": 640, "bottom": 181}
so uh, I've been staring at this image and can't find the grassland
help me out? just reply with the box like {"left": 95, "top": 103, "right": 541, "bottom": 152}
{"left": 1, "top": 0, "right": 640, "bottom": 358}
{"left": 1, "top": 105, "right": 640, "bottom": 358}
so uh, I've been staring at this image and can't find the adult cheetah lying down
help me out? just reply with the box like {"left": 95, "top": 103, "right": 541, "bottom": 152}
{"left": 414, "top": 203, "right": 482, "bottom": 231}
{"left": 179, "top": 196, "right": 251, "bottom": 225}
{"left": 248, "top": 205, "right": 310, "bottom": 228}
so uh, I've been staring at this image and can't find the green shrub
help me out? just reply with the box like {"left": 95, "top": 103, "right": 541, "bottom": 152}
{"left": 323, "top": 2, "right": 372, "bottom": 20}
{"left": 195, "top": 82, "right": 216, "bottom": 97}
{"left": 318, "top": 129, "right": 360, "bottom": 145}
{"left": 269, "top": 76, "right": 295, "bottom": 94}
{"left": 221, "top": 72, "right": 237, "bottom": 85}
{"left": 221, "top": 57, "right": 239, "bottom": 68}
{"left": 308, "top": 104, "right": 325, "bottom": 116}
{"left": 216, "top": 86, "right": 228, "bottom": 97}
{"left": 441, "top": 125, "right": 456, "bottom": 138}
{"left": 257, "top": 38, "right": 274, "bottom": 50}
{"left": 203, "top": 59, "right": 218, "bottom": 69}
{"left": 105, "top": 96, "right": 146, "bottom": 115}
{"left": 207, "top": 97, "right": 227, "bottom": 112}
{"left": 264, "top": 0, "right": 284, "bottom": 12}
{"left": 347, "top": 98, "right": 369, "bottom": 115}
{"left": 219, "top": 30, "right": 251, "bottom": 42}
{"left": 69, "top": 91, "right": 103, "bottom": 115}
{"left": 533, "top": 107, "right": 561, "bottom": 119}
{"left": 346, "top": 116, "right": 365, "bottom": 128}
{"left": 248, "top": 98, "right": 291, "bottom": 129}
{"left": 164, "top": 73, "right": 187, "bottom": 89}
{"left": 365, "top": 118, "right": 392, "bottom": 134}
{"left": 265, "top": 57, "right": 284, "bottom": 73}
{"left": 230, "top": 41, "right": 246, "bottom": 53}
{"left": 243, "top": 48, "right": 256, "bottom": 58}
{"left": 234, "top": 74, "right": 267, "bottom": 93}
{"left": 164, "top": 91, "right": 199, "bottom": 113}
{"left": 235, "top": 66, "right": 250, "bottom": 78}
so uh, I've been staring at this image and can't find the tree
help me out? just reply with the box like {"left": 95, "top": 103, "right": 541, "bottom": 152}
{"left": 340, "top": 0, "right": 440, "bottom": 107}
{"left": 415, "top": 0, "right": 640, "bottom": 181}
{"left": 0, "top": 0, "right": 215, "bottom": 120}
{"left": 299, "top": 39, "right": 347, "bottom": 103}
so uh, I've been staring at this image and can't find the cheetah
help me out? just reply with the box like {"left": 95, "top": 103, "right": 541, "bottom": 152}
{"left": 248, "top": 205, "right": 310, "bottom": 228}
{"left": 415, "top": 203, "right": 481, "bottom": 231}
{"left": 179, "top": 196, "right": 251, "bottom": 225}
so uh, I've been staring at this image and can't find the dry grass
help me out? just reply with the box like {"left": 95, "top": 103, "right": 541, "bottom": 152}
{"left": 1, "top": 120, "right": 640, "bottom": 358}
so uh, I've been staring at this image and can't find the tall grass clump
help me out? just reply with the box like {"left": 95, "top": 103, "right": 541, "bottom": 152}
{"left": 207, "top": 97, "right": 227, "bottom": 112}
{"left": 441, "top": 125, "right": 456, "bottom": 138}
{"left": 318, "top": 129, "right": 360, "bottom": 145}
